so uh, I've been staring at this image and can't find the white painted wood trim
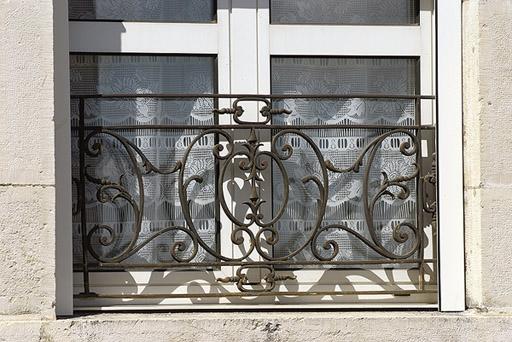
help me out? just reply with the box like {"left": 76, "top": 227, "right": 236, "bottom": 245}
{"left": 64, "top": 1, "right": 460, "bottom": 311}
{"left": 269, "top": 25, "right": 422, "bottom": 56}
{"left": 55, "top": 0, "right": 74, "bottom": 316}
{"left": 69, "top": 22, "right": 218, "bottom": 54}
{"left": 420, "top": 0, "right": 435, "bottom": 125}
{"left": 217, "top": 1, "right": 231, "bottom": 96}
{"left": 216, "top": 0, "right": 235, "bottom": 279}
{"left": 257, "top": 0, "right": 270, "bottom": 95}
{"left": 437, "top": 0, "right": 465, "bottom": 312}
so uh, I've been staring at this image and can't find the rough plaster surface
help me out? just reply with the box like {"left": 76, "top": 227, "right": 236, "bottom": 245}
{"left": 0, "top": 311, "right": 511, "bottom": 342}
{"left": 463, "top": 0, "right": 512, "bottom": 309}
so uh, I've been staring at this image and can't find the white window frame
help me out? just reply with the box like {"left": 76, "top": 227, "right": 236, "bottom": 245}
{"left": 436, "top": 0, "right": 464, "bottom": 312}
{"left": 55, "top": 0, "right": 464, "bottom": 315}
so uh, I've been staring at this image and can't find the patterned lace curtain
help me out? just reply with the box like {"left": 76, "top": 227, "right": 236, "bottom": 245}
{"left": 271, "top": 0, "right": 418, "bottom": 25}
{"left": 271, "top": 57, "right": 419, "bottom": 265}
{"left": 69, "top": 0, "right": 216, "bottom": 22}
{"left": 70, "top": 55, "right": 217, "bottom": 265}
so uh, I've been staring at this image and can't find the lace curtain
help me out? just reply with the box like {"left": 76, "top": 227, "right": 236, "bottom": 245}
{"left": 271, "top": 0, "right": 418, "bottom": 25}
{"left": 70, "top": 55, "right": 217, "bottom": 265}
{"left": 69, "top": 0, "right": 216, "bottom": 22}
{"left": 271, "top": 57, "right": 419, "bottom": 264}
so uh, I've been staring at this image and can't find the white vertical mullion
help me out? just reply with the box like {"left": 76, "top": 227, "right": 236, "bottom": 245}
{"left": 437, "top": 0, "right": 465, "bottom": 312}
{"left": 257, "top": 0, "right": 270, "bottom": 95}
{"left": 256, "top": 0, "right": 272, "bottom": 286}
{"left": 216, "top": 0, "right": 234, "bottom": 279}
{"left": 217, "top": 1, "right": 231, "bottom": 97}
{"left": 231, "top": 1, "right": 259, "bottom": 96}
{"left": 230, "top": 0, "right": 260, "bottom": 262}
{"left": 420, "top": 0, "right": 435, "bottom": 125}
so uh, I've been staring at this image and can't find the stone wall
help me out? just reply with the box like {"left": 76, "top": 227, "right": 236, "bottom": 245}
{"left": 0, "top": 0, "right": 57, "bottom": 319}
{"left": 1, "top": 0, "right": 512, "bottom": 340}
{"left": 463, "top": 0, "right": 512, "bottom": 309}
{"left": 1, "top": 312, "right": 512, "bottom": 342}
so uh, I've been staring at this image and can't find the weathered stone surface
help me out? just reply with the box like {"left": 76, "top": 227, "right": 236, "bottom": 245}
{"left": 0, "top": 311, "right": 511, "bottom": 342}
{"left": 463, "top": 0, "right": 512, "bottom": 309}
{"left": 0, "top": 317, "right": 42, "bottom": 342}
{"left": 0, "top": 0, "right": 59, "bottom": 319}
{"left": 479, "top": 188, "right": 512, "bottom": 307}
{"left": 0, "top": 187, "right": 55, "bottom": 318}
{"left": 0, "top": 0, "right": 55, "bottom": 185}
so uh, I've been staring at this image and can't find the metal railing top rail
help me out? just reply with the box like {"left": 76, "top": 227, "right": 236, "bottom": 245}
{"left": 70, "top": 93, "right": 436, "bottom": 100}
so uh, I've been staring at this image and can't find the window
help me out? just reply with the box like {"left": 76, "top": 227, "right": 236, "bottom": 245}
{"left": 66, "top": 0, "right": 464, "bottom": 311}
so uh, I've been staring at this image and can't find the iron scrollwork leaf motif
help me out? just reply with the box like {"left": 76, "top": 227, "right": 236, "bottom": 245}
{"left": 83, "top": 129, "right": 199, "bottom": 264}
{"left": 213, "top": 97, "right": 292, "bottom": 125}
{"left": 217, "top": 265, "right": 297, "bottom": 292}
{"left": 315, "top": 129, "right": 421, "bottom": 260}
{"left": 176, "top": 125, "right": 328, "bottom": 262}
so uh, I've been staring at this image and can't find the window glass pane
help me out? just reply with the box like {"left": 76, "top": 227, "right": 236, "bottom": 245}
{"left": 271, "top": 57, "right": 418, "bottom": 125}
{"left": 70, "top": 55, "right": 217, "bottom": 266}
{"left": 69, "top": 0, "right": 216, "bottom": 22}
{"left": 271, "top": 0, "right": 419, "bottom": 25}
{"left": 70, "top": 55, "right": 216, "bottom": 125}
{"left": 271, "top": 57, "right": 420, "bottom": 266}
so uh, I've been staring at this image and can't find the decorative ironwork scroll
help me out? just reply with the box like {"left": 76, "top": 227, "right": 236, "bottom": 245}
{"left": 72, "top": 94, "right": 437, "bottom": 298}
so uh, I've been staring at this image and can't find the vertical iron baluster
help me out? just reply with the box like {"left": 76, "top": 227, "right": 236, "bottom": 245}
{"left": 415, "top": 97, "right": 425, "bottom": 291}
{"left": 78, "top": 97, "right": 91, "bottom": 294}
{"left": 213, "top": 95, "right": 222, "bottom": 267}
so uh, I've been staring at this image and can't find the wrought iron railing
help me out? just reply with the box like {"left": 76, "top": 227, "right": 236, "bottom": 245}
{"left": 71, "top": 93, "right": 437, "bottom": 299}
